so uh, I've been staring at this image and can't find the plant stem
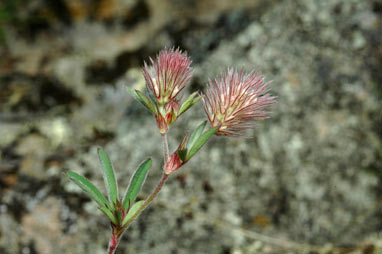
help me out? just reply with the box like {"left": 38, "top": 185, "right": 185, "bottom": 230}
{"left": 106, "top": 173, "right": 169, "bottom": 254}
{"left": 107, "top": 230, "right": 120, "bottom": 254}
{"left": 162, "top": 133, "right": 169, "bottom": 163}
{"left": 107, "top": 133, "right": 171, "bottom": 253}
{"left": 123, "top": 133, "right": 170, "bottom": 227}
{"left": 122, "top": 173, "right": 168, "bottom": 228}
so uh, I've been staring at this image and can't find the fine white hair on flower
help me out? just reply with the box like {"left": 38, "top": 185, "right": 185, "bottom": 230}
{"left": 143, "top": 47, "right": 194, "bottom": 105}
{"left": 202, "top": 68, "right": 276, "bottom": 137}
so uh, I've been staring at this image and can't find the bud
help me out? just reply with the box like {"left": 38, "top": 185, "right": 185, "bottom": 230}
{"left": 202, "top": 68, "right": 275, "bottom": 137}
{"left": 165, "top": 100, "right": 180, "bottom": 113}
{"left": 164, "top": 100, "right": 180, "bottom": 126}
{"left": 164, "top": 152, "right": 183, "bottom": 175}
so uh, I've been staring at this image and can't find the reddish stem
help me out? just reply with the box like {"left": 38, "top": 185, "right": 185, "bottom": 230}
{"left": 122, "top": 173, "right": 168, "bottom": 228}
{"left": 106, "top": 132, "right": 171, "bottom": 253}
{"left": 107, "top": 229, "right": 121, "bottom": 254}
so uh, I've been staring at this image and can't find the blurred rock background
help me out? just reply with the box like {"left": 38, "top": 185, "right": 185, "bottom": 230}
{"left": 0, "top": 0, "right": 381, "bottom": 253}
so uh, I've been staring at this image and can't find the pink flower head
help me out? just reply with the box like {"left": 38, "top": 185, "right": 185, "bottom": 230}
{"left": 202, "top": 68, "right": 275, "bottom": 137}
{"left": 143, "top": 48, "right": 193, "bottom": 105}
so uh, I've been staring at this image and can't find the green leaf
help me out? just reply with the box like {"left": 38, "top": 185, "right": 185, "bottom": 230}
{"left": 126, "top": 87, "right": 140, "bottom": 101}
{"left": 135, "top": 90, "right": 157, "bottom": 114}
{"left": 126, "top": 88, "right": 157, "bottom": 115}
{"left": 186, "top": 126, "right": 218, "bottom": 161}
{"left": 99, "top": 206, "right": 118, "bottom": 225}
{"left": 98, "top": 148, "right": 119, "bottom": 206}
{"left": 178, "top": 92, "right": 201, "bottom": 116}
{"left": 177, "top": 149, "right": 188, "bottom": 162}
{"left": 121, "top": 200, "right": 144, "bottom": 226}
{"left": 66, "top": 171, "right": 109, "bottom": 209}
{"left": 187, "top": 121, "right": 207, "bottom": 150}
{"left": 122, "top": 158, "right": 151, "bottom": 210}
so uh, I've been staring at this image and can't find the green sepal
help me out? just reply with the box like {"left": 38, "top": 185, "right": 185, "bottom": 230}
{"left": 99, "top": 206, "right": 118, "bottom": 225}
{"left": 187, "top": 121, "right": 207, "bottom": 151}
{"left": 185, "top": 126, "right": 218, "bottom": 161}
{"left": 66, "top": 171, "right": 109, "bottom": 209}
{"left": 98, "top": 148, "right": 119, "bottom": 206}
{"left": 121, "top": 200, "right": 144, "bottom": 226}
{"left": 178, "top": 92, "right": 201, "bottom": 116}
{"left": 126, "top": 88, "right": 157, "bottom": 115}
{"left": 122, "top": 158, "right": 151, "bottom": 210}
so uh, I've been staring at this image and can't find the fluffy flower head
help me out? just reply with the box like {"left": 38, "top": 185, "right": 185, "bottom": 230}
{"left": 202, "top": 69, "right": 275, "bottom": 136}
{"left": 143, "top": 48, "right": 193, "bottom": 105}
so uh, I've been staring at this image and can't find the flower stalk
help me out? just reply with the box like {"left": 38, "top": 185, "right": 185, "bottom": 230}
{"left": 162, "top": 133, "right": 169, "bottom": 163}
{"left": 121, "top": 173, "right": 169, "bottom": 229}
{"left": 107, "top": 229, "right": 121, "bottom": 254}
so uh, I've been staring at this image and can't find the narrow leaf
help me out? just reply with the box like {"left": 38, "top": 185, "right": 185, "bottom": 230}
{"left": 122, "top": 200, "right": 145, "bottom": 226}
{"left": 135, "top": 90, "right": 157, "bottom": 114}
{"left": 186, "top": 126, "right": 218, "bottom": 161}
{"left": 187, "top": 121, "right": 207, "bottom": 150}
{"left": 66, "top": 171, "right": 109, "bottom": 208}
{"left": 98, "top": 148, "right": 119, "bottom": 205}
{"left": 122, "top": 158, "right": 151, "bottom": 210}
{"left": 177, "top": 149, "right": 188, "bottom": 162}
{"left": 99, "top": 206, "right": 118, "bottom": 225}
{"left": 126, "top": 87, "right": 140, "bottom": 101}
{"left": 178, "top": 92, "right": 201, "bottom": 116}
{"left": 126, "top": 88, "right": 157, "bottom": 115}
